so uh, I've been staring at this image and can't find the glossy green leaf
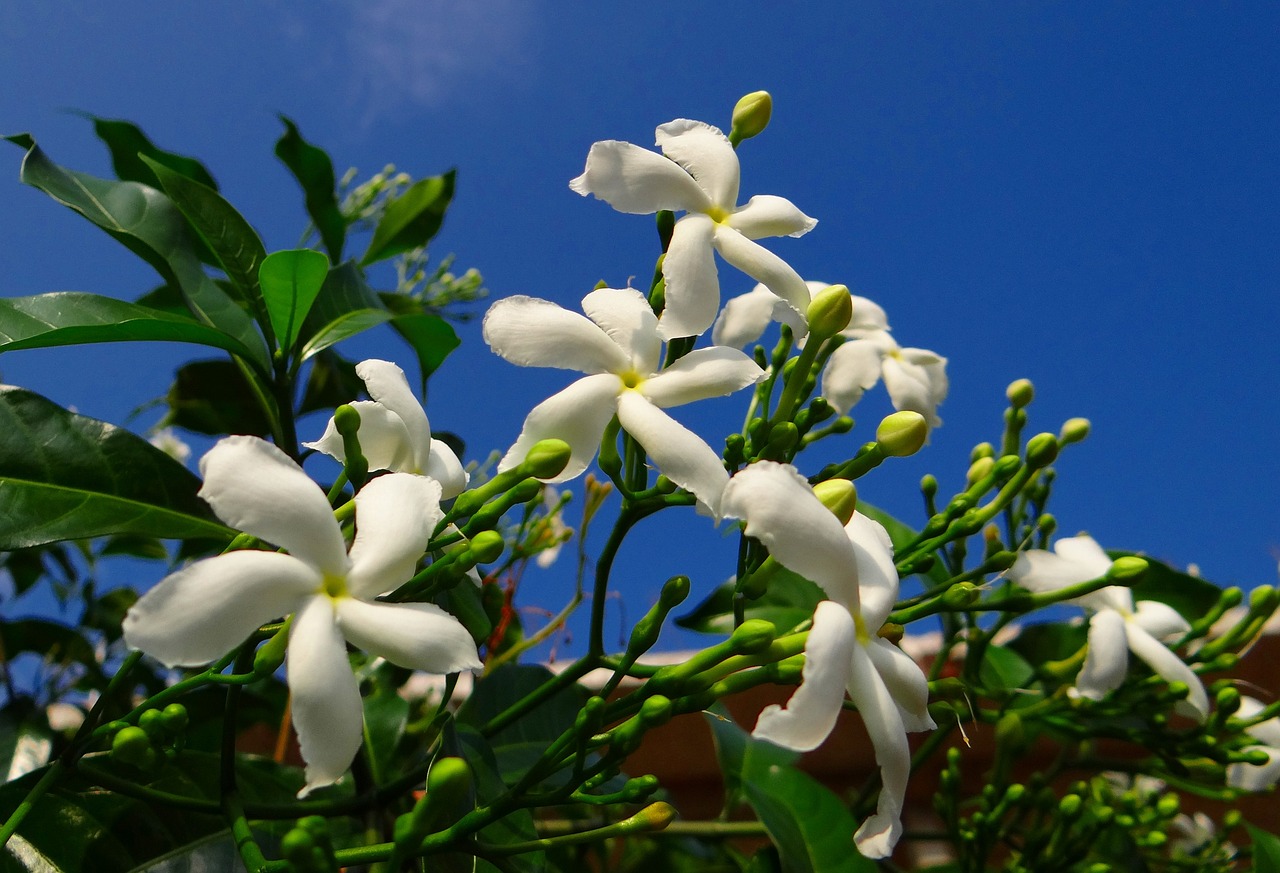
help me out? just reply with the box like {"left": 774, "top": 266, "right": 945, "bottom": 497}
{"left": 5, "top": 135, "right": 269, "bottom": 374}
{"left": 163, "top": 360, "right": 273, "bottom": 438}
{"left": 140, "top": 156, "right": 269, "bottom": 329}
{"left": 977, "top": 645, "right": 1035, "bottom": 694}
{"left": 386, "top": 309, "right": 461, "bottom": 382}
{"left": 298, "top": 350, "right": 363, "bottom": 415}
{"left": 1110, "top": 550, "right": 1224, "bottom": 621}
{"left": 274, "top": 116, "right": 345, "bottom": 262}
{"left": 299, "top": 308, "right": 393, "bottom": 362}
{"left": 87, "top": 116, "right": 218, "bottom": 191}
{"left": 857, "top": 501, "right": 949, "bottom": 585}
{"left": 0, "top": 292, "right": 257, "bottom": 358}
{"left": 361, "top": 170, "right": 455, "bottom": 266}
{"left": 258, "top": 249, "right": 329, "bottom": 351}
{"left": 677, "top": 571, "right": 824, "bottom": 636}
{"left": 0, "top": 386, "right": 232, "bottom": 549}
{"left": 1249, "top": 824, "right": 1280, "bottom": 873}
{"left": 452, "top": 725, "right": 543, "bottom": 873}
{"left": 1006, "top": 621, "right": 1088, "bottom": 667}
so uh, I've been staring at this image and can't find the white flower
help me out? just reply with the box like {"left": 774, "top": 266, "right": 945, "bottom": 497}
{"left": 1226, "top": 696, "right": 1280, "bottom": 791}
{"left": 483, "top": 287, "right": 764, "bottom": 517}
{"left": 122, "top": 436, "right": 481, "bottom": 796}
{"left": 711, "top": 280, "right": 888, "bottom": 350}
{"left": 305, "top": 359, "right": 468, "bottom": 498}
{"left": 148, "top": 427, "right": 192, "bottom": 465}
{"left": 570, "top": 119, "right": 816, "bottom": 341}
{"left": 1008, "top": 534, "right": 1209, "bottom": 722}
{"left": 720, "top": 461, "right": 935, "bottom": 859}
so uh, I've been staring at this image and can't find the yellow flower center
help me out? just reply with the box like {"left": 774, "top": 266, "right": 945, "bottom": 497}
{"left": 619, "top": 369, "right": 645, "bottom": 390}
{"left": 705, "top": 205, "right": 730, "bottom": 224}
{"left": 321, "top": 573, "right": 349, "bottom": 599}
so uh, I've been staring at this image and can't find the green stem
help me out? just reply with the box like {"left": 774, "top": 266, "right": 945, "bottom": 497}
{"left": 0, "top": 759, "right": 66, "bottom": 847}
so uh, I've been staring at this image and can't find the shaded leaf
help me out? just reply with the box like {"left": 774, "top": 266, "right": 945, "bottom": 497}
{"left": 164, "top": 360, "right": 273, "bottom": 438}
{"left": 0, "top": 386, "right": 231, "bottom": 549}
{"left": 298, "top": 350, "right": 363, "bottom": 416}
{"left": 1110, "top": 551, "right": 1224, "bottom": 621}
{"left": 361, "top": 171, "right": 455, "bottom": 266}
{"left": 87, "top": 116, "right": 218, "bottom": 191}
{"left": 1249, "top": 824, "right": 1280, "bottom": 873}
{"left": 1006, "top": 621, "right": 1088, "bottom": 668}
{"left": 258, "top": 249, "right": 329, "bottom": 351}
{"left": 0, "top": 618, "right": 104, "bottom": 683}
{"left": 977, "top": 645, "right": 1035, "bottom": 694}
{"left": 451, "top": 725, "right": 543, "bottom": 873}
{"left": 677, "top": 571, "right": 823, "bottom": 636}
{"left": 274, "top": 117, "right": 345, "bottom": 262}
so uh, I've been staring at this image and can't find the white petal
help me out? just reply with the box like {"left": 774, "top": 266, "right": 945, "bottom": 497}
{"left": 847, "top": 295, "right": 890, "bottom": 334}
{"left": 483, "top": 296, "right": 628, "bottom": 375}
{"left": 712, "top": 227, "right": 811, "bottom": 327}
{"left": 288, "top": 596, "right": 363, "bottom": 796}
{"left": 346, "top": 473, "right": 441, "bottom": 598}
{"left": 1076, "top": 608, "right": 1129, "bottom": 700}
{"left": 337, "top": 599, "right": 481, "bottom": 673}
{"left": 306, "top": 400, "right": 413, "bottom": 472}
{"left": 569, "top": 139, "right": 712, "bottom": 214}
{"left": 753, "top": 601, "right": 853, "bottom": 751}
{"left": 1008, "top": 534, "right": 1114, "bottom": 596}
{"left": 581, "top": 287, "right": 662, "bottom": 374}
{"left": 820, "top": 341, "right": 884, "bottom": 415}
{"left": 1228, "top": 746, "right": 1280, "bottom": 791}
{"left": 124, "top": 551, "right": 318, "bottom": 667}
{"left": 882, "top": 352, "right": 948, "bottom": 428}
{"left": 865, "top": 637, "right": 936, "bottom": 733}
{"left": 719, "top": 461, "right": 859, "bottom": 608}
{"left": 616, "top": 391, "right": 729, "bottom": 517}
{"left": 1125, "top": 621, "right": 1209, "bottom": 722}
{"left": 640, "top": 346, "right": 764, "bottom": 408}
{"left": 1131, "top": 600, "right": 1191, "bottom": 640}
{"left": 846, "top": 643, "right": 911, "bottom": 859}
{"left": 726, "top": 194, "right": 817, "bottom": 240}
{"left": 424, "top": 439, "right": 468, "bottom": 499}
{"left": 498, "top": 374, "right": 621, "bottom": 482}
{"left": 846, "top": 513, "right": 901, "bottom": 631}
{"left": 655, "top": 119, "right": 739, "bottom": 208}
{"left": 1053, "top": 535, "right": 1115, "bottom": 576}
{"left": 712, "top": 284, "right": 790, "bottom": 349}
{"left": 199, "top": 436, "right": 348, "bottom": 576}
{"left": 659, "top": 213, "right": 720, "bottom": 341}
{"left": 356, "top": 360, "right": 433, "bottom": 472}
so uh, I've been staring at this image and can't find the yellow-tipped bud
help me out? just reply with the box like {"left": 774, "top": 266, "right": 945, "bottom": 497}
{"left": 729, "top": 91, "right": 772, "bottom": 144}
{"left": 1106, "top": 555, "right": 1148, "bottom": 583}
{"left": 522, "top": 439, "right": 572, "bottom": 479}
{"left": 813, "top": 479, "right": 857, "bottom": 525}
{"left": 1006, "top": 379, "right": 1035, "bottom": 409}
{"left": 805, "top": 284, "right": 853, "bottom": 340}
{"left": 632, "top": 801, "right": 677, "bottom": 831}
{"left": 877, "top": 410, "right": 928, "bottom": 457}
{"left": 966, "top": 456, "right": 995, "bottom": 485}
{"left": 1060, "top": 417, "right": 1091, "bottom": 444}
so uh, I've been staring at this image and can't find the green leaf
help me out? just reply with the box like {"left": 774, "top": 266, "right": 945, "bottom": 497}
{"left": 299, "top": 308, "right": 393, "bottom": 362}
{"left": 164, "top": 360, "right": 273, "bottom": 437}
{"left": 857, "top": 501, "right": 949, "bottom": 585}
{"left": 361, "top": 170, "right": 455, "bottom": 266}
{"left": 86, "top": 116, "right": 218, "bottom": 191}
{"left": 386, "top": 309, "right": 461, "bottom": 382}
{"left": 0, "top": 386, "right": 232, "bottom": 549}
{"left": 1006, "top": 621, "right": 1088, "bottom": 667}
{"left": 362, "top": 668, "right": 411, "bottom": 785}
{"left": 5, "top": 135, "right": 269, "bottom": 374}
{"left": 0, "top": 618, "right": 105, "bottom": 684}
{"left": 977, "top": 645, "right": 1035, "bottom": 694}
{"left": 677, "top": 571, "right": 824, "bottom": 636}
{"left": 1250, "top": 824, "right": 1280, "bottom": 873}
{"left": 274, "top": 116, "right": 345, "bottom": 262}
{"left": 0, "top": 292, "right": 257, "bottom": 358}
{"left": 258, "top": 249, "right": 329, "bottom": 351}
{"left": 139, "top": 156, "right": 270, "bottom": 328}
{"left": 457, "top": 664, "right": 585, "bottom": 753}
{"left": 1109, "top": 551, "right": 1224, "bottom": 621}
{"left": 298, "top": 350, "right": 363, "bottom": 416}
{"left": 452, "top": 725, "right": 543, "bottom": 873}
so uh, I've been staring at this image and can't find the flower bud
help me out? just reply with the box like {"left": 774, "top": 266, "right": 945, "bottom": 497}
{"left": 920, "top": 474, "right": 938, "bottom": 498}
{"left": 631, "top": 801, "right": 677, "bottom": 831}
{"left": 1059, "top": 417, "right": 1091, "bottom": 444}
{"left": 877, "top": 411, "right": 928, "bottom": 457}
{"left": 729, "top": 91, "right": 772, "bottom": 144}
{"left": 639, "top": 695, "right": 673, "bottom": 727}
{"left": 813, "top": 479, "right": 857, "bottom": 525}
{"left": 1024, "top": 433, "right": 1059, "bottom": 469}
{"left": 468, "top": 530, "right": 506, "bottom": 565}
{"left": 1214, "top": 686, "right": 1241, "bottom": 717}
{"left": 253, "top": 620, "right": 291, "bottom": 677}
{"left": 334, "top": 403, "right": 361, "bottom": 437}
{"left": 1005, "top": 378, "right": 1034, "bottom": 408}
{"left": 1106, "top": 555, "right": 1148, "bottom": 583}
{"left": 521, "top": 439, "right": 572, "bottom": 480}
{"left": 971, "top": 442, "right": 995, "bottom": 462}
{"left": 805, "top": 284, "right": 852, "bottom": 340}
{"left": 942, "top": 582, "right": 980, "bottom": 609}
{"left": 729, "top": 619, "right": 776, "bottom": 654}
{"left": 966, "top": 456, "right": 995, "bottom": 486}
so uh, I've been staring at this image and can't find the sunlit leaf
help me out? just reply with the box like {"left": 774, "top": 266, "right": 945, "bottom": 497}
{"left": 274, "top": 116, "right": 345, "bottom": 262}
{"left": 258, "top": 249, "right": 329, "bottom": 351}
{"left": 86, "top": 115, "right": 218, "bottom": 191}
{"left": 361, "top": 171, "right": 455, "bottom": 266}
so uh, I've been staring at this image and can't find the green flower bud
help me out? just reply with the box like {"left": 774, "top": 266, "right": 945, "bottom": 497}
{"left": 254, "top": 619, "right": 291, "bottom": 677}
{"left": 1005, "top": 379, "right": 1035, "bottom": 409}
{"left": 1059, "top": 417, "right": 1091, "bottom": 444}
{"left": 730, "top": 619, "right": 777, "bottom": 654}
{"left": 624, "top": 774, "right": 661, "bottom": 802}
{"left": 280, "top": 828, "right": 316, "bottom": 864}
{"left": 1058, "top": 794, "right": 1082, "bottom": 818}
{"left": 111, "top": 725, "right": 156, "bottom": 770}
{"left": 1224, "top": 809, "right": 1242, "bottom": 828}
{"left": 971, "top": 442, "right": 996, "bottom": 462}
{"left": 813, "top": 479, "right": 857, "bottom": 525}
{"left": 632, "top": 801, "right": 677, "bottom": 831}
{"left": 877, "top": 411, "right": 928, "bottom": 457}
{"left": 943, "top": 582, "right": 980, "bottom": 609}
{"left": 1215, "top": 686, "right": 1242, "bottom": 717}
{"left": 920, "top": 474, "right": 938, "bottom": 498}
{"left": 729, "top": 91, "right": 772, "bottom": 144}
{"left": 806, "top": 284, "right": 853, "bottom": 340}
{"left": 334, "top": 403, "right": 361, "bottom": 437}
{"left": 1106, "top": 555, "right": 1148, "bottom": 583}
{"left": 1024, "top": 432, "right": 1059, "bottom": 469}
{"left": 986, "top": 551, "right": 1018, "bottom": 572}
{"left": 521, "top": 439, "right": 572, "bottom": 480}
{"left": 1156, "top": 793, "right": 1180, "bottom": 818}
{"left": 966, "top": 456, "right": 995, "bottom": 485}
{"left": 139, "top": 708, "right": 167, "bottom": 740}
{"left": 468, "top": 530, "right": 506, "bottom": 565}
{"left": 764, "top": 421, "right": 799, "bottom": 456}
{"left": 995, "top": 712, "right": 1025, "bottom": 751}
{"left": 639, "top": 695, "right": 673, "bottom": 727}
{"left": 659, "top": 574, "right": 692, "bottom": 610}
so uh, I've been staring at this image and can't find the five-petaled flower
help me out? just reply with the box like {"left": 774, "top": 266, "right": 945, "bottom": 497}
{"left": 721, "top": 461, "right": 936, "bottom": 859}
{"left": 1008, "top": 534, "right": 1209, "bottom": 722}
{"left": 123, "top": 436, "right": 481, "bottom": 796}
{"left": 570, "top": 119, "right": 817, "bottom": 341}
{"left": 483, "top": 287, "right": 764, "bottom": 517}
{"left": 305, "top": 358, "right": 468, "bottom": 498}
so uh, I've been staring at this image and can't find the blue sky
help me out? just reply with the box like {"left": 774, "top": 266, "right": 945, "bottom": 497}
{"left": 1, "top": 3, "right": 1277, "bottom": 649}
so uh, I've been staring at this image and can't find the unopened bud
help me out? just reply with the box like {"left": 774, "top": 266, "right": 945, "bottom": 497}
{"left": 813, "top": 479, "right": 857, "bottom": 525}
{"left": 1006, "top": 379, "right": 1034, "bottom": 409}
{"left": 334, "top": 403, "right": 361, "bottom": 437}
{"left": 920, "top": 474, "right": 938, "bottom": 498}
{"left": 522, "top": 439, "right": 572, "bottom": 480}
{"left": 631, "top": 801, "right": 677, "bottom": 831}
{"left": 1215, "top": 686, "right": 1241, "bottom": 717}
{"left": 877, "top": 411, "right": 928, "bottom": 457}
{"left": 967, "top": 456, "right": 995, "bottom": 485}
{"left": 971, "top": 442, "right": 995, "bottom": 462}
{"left": 468, "top": 530, "right": 506, "bottom": 565}
{"left": 1024, "top": 433, "right": 1059, "bottom": 469}
{"left": 254, "top": 619, "right": 291, "bottom": 676}
{"left": 1059, "top": 417, "right": 1091, "bottom": 444}
{"left": 730, "top": 619, "right": 776, "bottom": 654}
{"left": 943, "top": 582, "right": 981, "bottom": 609}
{"left": 805, "top": 284, "right": 852, "bottom": 340}
{"left": 729, "top": 91, "right": 772, "bottom": 144}
{"left": 1106, "top": 555, "right": 1148, "bottom": 583}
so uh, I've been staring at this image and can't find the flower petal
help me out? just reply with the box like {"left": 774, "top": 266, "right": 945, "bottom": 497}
{"left": 820, "top": 341, "right": 884, "bottom": 415}
{"left": 1131, "top": 600, "right": 1191, "bottom": 639}
{"left": 846, "top": 642, "right": 911, "bottom": 859}
{"left": 640, "top": 346, "right": 763, "bottom": 408}
{"left": 346, "top": 473, "right": 441, "bottom": 598}
{"left": 847, "top": 295, "right": 890, "bottom": 334}
{"left": 1075, "top": 608, "right": 1129, "bottom": 700}
{"left": 616, "top": 391, "right": 729, "bottom": 517}
{"left": 753, "top": 601, "right": 853, "bottom": 751}
{"left": 424, "top": 438, "right": 468, "bottom": 499}
{"left": 720, "top": 461, "right": 859, "bottom": 608}
{"left": 124, "top": 551, "right": 318, "bottom": 667}
{"left": 288, "top": 596, "right": 363, "bottom": 797}
{"left": 846, "top": 513, "right": 900, "bottom": 630}
{"left": 727, "top": 194, "right": 817, "bottom": 240}
{"left": 199, "top": 436, "right": 348, "bottom": 576}
{"left": 581, "top": 287, "right": 662, "bottom": 374}
{"left": 865, "top": 637, "right": 937, "bottom": 733}
{"left": 356, "top": 359, "right": 434, "bottom": 472}
{"left": 882, "top": 351, "right": 948, "bottom": 428}
{"left": 1125, "top": 621, "right": 1209, "bottom": 722}
{"left": 569, "top": 139, "right": 712, "bottom": 214}
{"left": 712, "top": 226, "right": 811, "bottom": 327}
{"left": 1008, "top": 534, "right": 1115, "bottom": 597}
{"left": 1053, "top": 535, "right": 1115, "bottom": 577}
{"left": 337, "top": 599, "right": 481, "bottom": 673}
{"left": 498, "top": 374, "right": 621, "bottom": 481}
{"left": 304, "top": 400, "right": 415, "bottom": 473}
{"left": 483, "top": 296, "right": 629, "bottom": 375}
{"left": 655, "top": 119, "right": 739, "bottom": 208}
{"left": 712, "top": 283, "right": 792, "bottom": 348}
{"left": 659, "top": 213, "right": 720, "bottom": 341}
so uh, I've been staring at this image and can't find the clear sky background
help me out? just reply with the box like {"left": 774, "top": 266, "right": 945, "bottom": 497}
{"left": 0, "top": 3, "right": 1276, "bottom": 651}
